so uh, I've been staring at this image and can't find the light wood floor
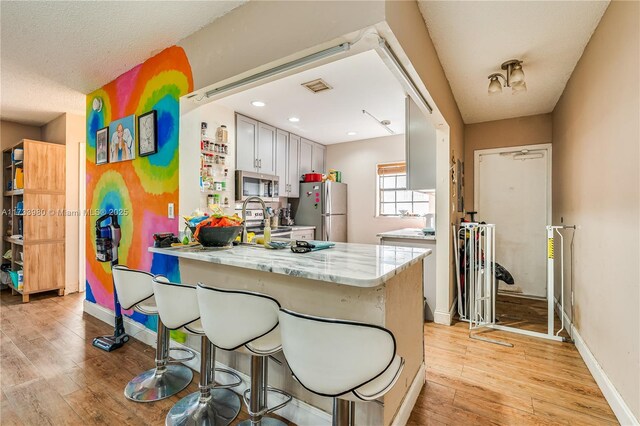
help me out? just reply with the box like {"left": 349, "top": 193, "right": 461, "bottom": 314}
{"left": 0, "top": 289, "right": 291, "bottom": 426}
{"left": 1, "top": 290, "right": 617, "bottom": 425}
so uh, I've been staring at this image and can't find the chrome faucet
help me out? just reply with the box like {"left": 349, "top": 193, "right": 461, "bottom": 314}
{"left": 241, "top": 196, "right": 268, "bottom": 243}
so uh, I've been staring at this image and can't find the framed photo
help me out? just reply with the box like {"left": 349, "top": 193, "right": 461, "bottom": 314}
{"left": 96, "top": 127, "right": 109, "bottom": 165}
{"left": 138, "top": 110, "right": 157, "bottom": 157}
{"left": 109, "top": 114, "right": 136, "bottom": 163}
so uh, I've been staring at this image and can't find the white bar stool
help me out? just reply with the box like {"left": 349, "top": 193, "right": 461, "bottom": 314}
{"left": 196, "top": 284, "right": 292, "bottom": 426}
{"left": 112, "top": 266, "right": 193, "bottom": 402}
{"left": 278, "top": 309, "right": 405, "bottom": 426}
{"left": 152, "top": 276, "right": 242, "bottom": 426}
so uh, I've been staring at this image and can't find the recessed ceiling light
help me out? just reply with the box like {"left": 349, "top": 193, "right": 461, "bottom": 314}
{"left": 347, "top": 131, "right": 357, "bottom": 136}
{"left": 251, "top": 101, "right": 266, "bottom": 107}
{"left": 288, "top": 117, "right": 300, "bottom": 123}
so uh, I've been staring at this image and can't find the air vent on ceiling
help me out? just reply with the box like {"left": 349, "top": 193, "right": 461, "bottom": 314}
{"left": 301, "top": 79, "right": 332, "bottom": 94}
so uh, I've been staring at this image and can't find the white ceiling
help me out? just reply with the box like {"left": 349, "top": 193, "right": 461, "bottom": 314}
{"left": 0, "top": 0, "right": 246, "bottom": 126}
{"left": 215, "top": 49, "right": 407, "bottom": 145}
{"left": 418, "top": 1, "right": 609, "bottom": 124}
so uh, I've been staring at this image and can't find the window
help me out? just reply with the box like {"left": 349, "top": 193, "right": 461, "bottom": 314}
{"left": 377, "top": 162, "right": 432, "bottom": 217}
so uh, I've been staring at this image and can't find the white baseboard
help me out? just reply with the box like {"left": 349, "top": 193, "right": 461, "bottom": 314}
{"left": 84, "top": 301, "right": 332, "bottom": 425}
{"left": 552, "top": 300, "right": 639, "bottom": 426}
{"left": 433, "top": 297, "right": 457, "bottom": 325}
{"left": 391, "top": 363, "right": 425, "bottom": 426}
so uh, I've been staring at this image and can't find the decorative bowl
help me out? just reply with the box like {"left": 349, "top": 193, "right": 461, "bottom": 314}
{"left": 190, "top": 226, "right": 243, "bottom": 248}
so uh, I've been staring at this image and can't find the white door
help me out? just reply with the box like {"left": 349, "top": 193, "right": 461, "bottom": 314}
{"left": 475, "top": 145, "right": 551, "bottom": 298}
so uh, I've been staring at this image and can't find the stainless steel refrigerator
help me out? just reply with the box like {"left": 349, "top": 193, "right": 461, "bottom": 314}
{"left": 295, "top": 181, "right": 347, "bottom": 242}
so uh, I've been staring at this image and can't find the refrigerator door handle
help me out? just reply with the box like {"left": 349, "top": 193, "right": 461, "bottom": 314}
{"left": 324, "top": 216, "right": 330, "bottom": 241}
{"left": 324, "top": 182, "right": 331, "bottom": 215}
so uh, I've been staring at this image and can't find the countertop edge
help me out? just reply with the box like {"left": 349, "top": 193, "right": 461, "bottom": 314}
{"left": 148, "top": 246, "right": 431, "bottom": 288}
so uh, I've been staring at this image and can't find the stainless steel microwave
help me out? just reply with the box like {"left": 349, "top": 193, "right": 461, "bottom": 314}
{"left": 235, "top": 170, "right": 279, "bottom": 202}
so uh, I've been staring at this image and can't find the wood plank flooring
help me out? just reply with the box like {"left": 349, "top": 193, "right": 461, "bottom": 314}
{"left": 0, "top": 289, "right": 291, "bottom": 426}
{"left": 0, "top": 290, "right": 617, "bottom": 425}
{"left": 408, "top": 296, "right": 618, "bottom": 426}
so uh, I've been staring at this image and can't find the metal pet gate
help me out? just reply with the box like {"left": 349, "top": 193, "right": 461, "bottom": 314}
{"left": 454, "top": 222, "right": 575, "bottom": 344}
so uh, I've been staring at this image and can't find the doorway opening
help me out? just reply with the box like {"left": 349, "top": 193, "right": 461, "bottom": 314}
{"left": 179, "top": 31, "right": 453, "bottom": 324}
{"left": 473, "top": 144, "right": 567, "bottom": 337}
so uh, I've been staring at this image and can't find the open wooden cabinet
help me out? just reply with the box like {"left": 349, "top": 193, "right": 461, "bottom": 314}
{"left": 2, "top": 139, "right": 65, "bottom": 302}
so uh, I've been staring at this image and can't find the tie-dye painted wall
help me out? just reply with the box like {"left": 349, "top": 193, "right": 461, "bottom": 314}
{"left": 85, "top": 47, "right": 193, "bottom": 330}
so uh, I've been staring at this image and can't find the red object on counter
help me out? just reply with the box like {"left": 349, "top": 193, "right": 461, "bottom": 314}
{"left": 303, "top": 173, "right": 323, "bottom": 182}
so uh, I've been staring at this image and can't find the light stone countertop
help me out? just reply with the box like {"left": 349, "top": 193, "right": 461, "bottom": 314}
{"left": 150, "top": 242, "right": 430, "bottom": 288}
{"left": 289, "top": 226, "right": 316, "bottom": 231}
{"left": 377, "top": 228, "right": 436, "bottom": 241}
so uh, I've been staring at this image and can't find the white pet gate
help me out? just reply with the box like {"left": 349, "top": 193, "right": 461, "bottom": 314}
{"left": 453, "top": 222, "right": 576, "bottom": 344}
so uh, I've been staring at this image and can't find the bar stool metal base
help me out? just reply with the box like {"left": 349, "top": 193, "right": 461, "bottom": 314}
{"left": 124, "top": 364, "right": 193, "bottom": 402}
{"left": 165, "top": 388, "right": 240, "bottom": 426}
{"left": 332, "top": 399, "right": 355, "bottom": 426}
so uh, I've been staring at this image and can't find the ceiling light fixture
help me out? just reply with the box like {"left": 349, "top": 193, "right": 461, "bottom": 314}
{"left": 347, "top": 131, "right": 357, "bottom": 136}
{"left": 288, "top": 117, "right": 300, "bottom": 123}
{"left": 251, "top": 101, "right": 266, "bottom": 107}
{"left": 487, "top": 59, "right": 527, "bottom": 95}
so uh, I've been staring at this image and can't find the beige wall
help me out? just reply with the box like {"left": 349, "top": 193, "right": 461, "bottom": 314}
{"left": 464, "top": 113, "right": 552, "bottom": 207}
{"left": 552, "top": 1, "right": 639, "bottom": 420}
{"left": 41, "top": 114, "right": 66, "bottom": 144}
{"left": 179, "top": 1, "right": 385, "bottom": 92}
{"left": 326, "top": 135, "right": 425, "bottom": 244}
{"left": 64, "top": 113, "right": 85, "bottom": 294}
{"left": 385, "top": 0, "right": 465, "bottom": 320}
{"left": 0, "top": 120, "right": 41, "bottom": 150}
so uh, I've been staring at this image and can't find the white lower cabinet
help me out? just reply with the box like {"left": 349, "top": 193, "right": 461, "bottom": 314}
{"left": 379, "top": 237, "right": 436, "bottom": 321}
{"left": 291, "top": 229, "right": 315, "bottom": 240}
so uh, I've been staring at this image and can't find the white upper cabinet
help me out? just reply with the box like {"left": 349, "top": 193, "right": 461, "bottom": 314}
{"left": 312, "top": 143, "right": 326, "bottom": 174}
{"left": 236, "top": 114, "right": 258, "bottom": 172}
{"left": 275, "top": 129, "right": 288, "bottom": 195}
{"left": 235, "top": 114, "right": 319, "bottom": 198}
{"left": 257, "top": 122, "right": 276, "bottom": 175}
{"left": 287, "top": 134, "right": 300, "bottom": 197}
{"left": 299, "top": 138, "right": 313, "bottom": 175}
{"left": 405, "top": 96, "right": 436, "bottom": 191}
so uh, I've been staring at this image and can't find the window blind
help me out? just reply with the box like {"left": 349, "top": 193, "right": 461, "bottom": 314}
{"left": 377, "top": 162, "right": 406, "bottom": 176}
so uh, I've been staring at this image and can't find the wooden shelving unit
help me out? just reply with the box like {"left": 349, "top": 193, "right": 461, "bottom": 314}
{"left": 2, "top": 139, "right": 65, "bottom": 302}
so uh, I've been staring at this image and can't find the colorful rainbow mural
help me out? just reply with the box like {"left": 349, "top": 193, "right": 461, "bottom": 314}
{"left": 86, "top": 46, "right": 193, "bottom": 331}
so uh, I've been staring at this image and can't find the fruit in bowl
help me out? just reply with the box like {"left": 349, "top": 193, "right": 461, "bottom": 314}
{"left": 186, "top": 214, "right": 244, "bottom": 247}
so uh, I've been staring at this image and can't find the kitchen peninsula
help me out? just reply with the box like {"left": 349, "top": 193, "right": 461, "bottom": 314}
{"left": 150, "top": 242, "right": 430, "bottom": 425}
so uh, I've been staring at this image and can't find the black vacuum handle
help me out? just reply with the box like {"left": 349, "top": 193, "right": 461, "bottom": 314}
{"left": 95, "top": 212, "right": 119, "bottom": 230}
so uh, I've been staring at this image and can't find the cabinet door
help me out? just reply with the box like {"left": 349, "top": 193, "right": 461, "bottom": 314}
{"left": 292, "top": 229, "right": 314, "bottom": 240}
{"left": 257, "top": 122, "right": 276, "bottom": 175}
{"left": 405, "top": 96, "right": 436, "bottom": 190}
{"left": 312, "top": 143, "right": 325, "bottom": 174}
{"left": 275, "top": 129, "right": 288, "bottom": 196}
{"left": 299, "top": 138, "right": 313, "bottom": 176}
{"left": 236, "top": 114, "right": 258, "bottom": 172}
{"left": 288, "top": 134, "right": 300, "bottom": 197}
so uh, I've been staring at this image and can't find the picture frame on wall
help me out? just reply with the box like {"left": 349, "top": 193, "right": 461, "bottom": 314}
{"left": 109, "top": 114, "right": 136, "bottom": 163}
{"left": 138, "top": 110, "right": 157, "bottom": 157}
{"left": 96, "top": 127, "right": 109, "bottom": 165}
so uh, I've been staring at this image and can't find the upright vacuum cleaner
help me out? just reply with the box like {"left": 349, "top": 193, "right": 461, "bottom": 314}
{"left": 92, "top": 213, "right": 129, "bottom": 352}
